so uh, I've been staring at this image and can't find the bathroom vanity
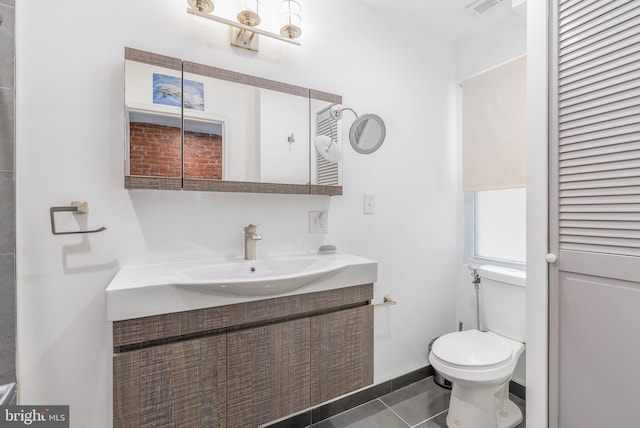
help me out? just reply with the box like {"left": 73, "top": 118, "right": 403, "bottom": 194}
{"left": 108, "top": 254, "right": 377, "bottom": 428}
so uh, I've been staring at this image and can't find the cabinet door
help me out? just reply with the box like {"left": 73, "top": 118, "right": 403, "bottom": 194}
{"left": 227, "top": 317, "right": 311, "bottom": 428}
{"left": 311, "top": 305, "right": 374, "bottom": 405}
{"left": 113, "top": 334, "right": 226, "bottom": 428}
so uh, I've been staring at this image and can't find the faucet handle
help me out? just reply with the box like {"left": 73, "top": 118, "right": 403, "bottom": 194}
{"left": 244, "top": 224, "right": 259, "bottom": 233}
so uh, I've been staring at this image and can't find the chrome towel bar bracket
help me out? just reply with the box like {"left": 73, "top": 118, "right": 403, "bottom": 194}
{"left": 50, "top": 201, "right": 107, "bottom": 235}
{"left": 373, "top": 295, "right": 397, "bottom": 308}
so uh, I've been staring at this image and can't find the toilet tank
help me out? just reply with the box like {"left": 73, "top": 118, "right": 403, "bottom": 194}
{"left": 479, "top": 265, "right": 526, "bottom": 342}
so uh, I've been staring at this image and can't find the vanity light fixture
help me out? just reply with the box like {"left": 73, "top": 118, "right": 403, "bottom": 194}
{"left": 233, "top": 0, "right": 261, "bottom": 50}
{"left": 186, "top": 0, "right": 302, "bottom": 52}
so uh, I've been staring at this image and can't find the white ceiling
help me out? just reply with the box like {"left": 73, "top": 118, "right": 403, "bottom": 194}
{"left": 355, "top": 0, "right": 526, "bottom": 42}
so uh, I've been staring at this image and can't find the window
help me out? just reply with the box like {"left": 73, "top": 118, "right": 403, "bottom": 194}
{"left": 465, "top": 188, "right": 526, "bottom": 267}
{"left": 461, "top": 56, "right": 527, "bottom": 269}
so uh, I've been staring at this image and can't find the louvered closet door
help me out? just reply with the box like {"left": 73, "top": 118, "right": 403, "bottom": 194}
{"left": 549, "top": 1, "right": 640, "bottom": 427}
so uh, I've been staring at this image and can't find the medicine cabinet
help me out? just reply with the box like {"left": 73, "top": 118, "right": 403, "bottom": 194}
{"left": 124, "top": 48, "right": 342, "bottom": 195}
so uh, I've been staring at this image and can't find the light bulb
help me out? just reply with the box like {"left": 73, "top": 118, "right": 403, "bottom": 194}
{"left": 187, "top": 0, "right": 214, "bottom": 13}
{"left": 279, "top": 0, "right": 302, "bottom": 39}
{"left": 237, "top": 0, "right": 261, "bottom": 26}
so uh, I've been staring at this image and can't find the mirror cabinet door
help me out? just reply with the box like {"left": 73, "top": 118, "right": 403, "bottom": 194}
{"left": 310, "top": 91, "right": 343, "bottom": 196}
{"left": 182, "top": 61, "right": 311, "bottom": 193}
{"left": 124, "top": 48, "right": 183, "bottom": 190}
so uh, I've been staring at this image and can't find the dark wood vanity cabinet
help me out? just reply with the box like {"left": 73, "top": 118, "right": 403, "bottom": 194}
{"left": 311, "top": 305, "right": 374, "bottom": 405}
{"left": 113, "top": 335, "right": 227, "bottom": 427}
{"left": 112, "top": 284, "right": 373, "bottom": 428}
{"left": 227, "top": 318, "right": 311, "bottom": 427}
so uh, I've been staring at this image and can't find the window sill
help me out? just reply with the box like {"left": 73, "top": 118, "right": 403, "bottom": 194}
{"left": 464, "top": 256, "right": 526, "bottom": 271}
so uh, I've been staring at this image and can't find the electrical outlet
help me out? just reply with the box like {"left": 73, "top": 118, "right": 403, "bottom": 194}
{"left": 309, "top": 211, "right": 328, "bottom": 233}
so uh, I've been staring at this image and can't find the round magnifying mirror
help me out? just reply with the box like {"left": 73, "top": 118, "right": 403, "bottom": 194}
{"left": 349, "top": 114, "right": 386, "bottom": 154}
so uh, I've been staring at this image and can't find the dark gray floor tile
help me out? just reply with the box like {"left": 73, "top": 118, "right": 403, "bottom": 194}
{"left": 380, "top": 378, "right": 450, "bottom": 427}
{"left": 415, "top": 410, "right": 447, "bottom": 428}
{"left": 310, "top": 399, "right": 409, "bottom": 428}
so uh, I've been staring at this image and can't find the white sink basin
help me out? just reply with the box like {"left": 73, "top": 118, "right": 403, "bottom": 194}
{"left": 175, "top": 256, "right": 346, "bottom": 296}
{"left": 106, "top": 253, "right": 377, "bottom": 321}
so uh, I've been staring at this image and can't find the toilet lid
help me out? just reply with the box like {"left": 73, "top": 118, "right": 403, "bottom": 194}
{"left": 432, "top": 330, "right": 512, "bottom": 369}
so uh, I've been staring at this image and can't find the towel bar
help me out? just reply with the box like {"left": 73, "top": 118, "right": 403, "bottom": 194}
{"left": 373, "top": 295, "right": 397, "bottom": 308}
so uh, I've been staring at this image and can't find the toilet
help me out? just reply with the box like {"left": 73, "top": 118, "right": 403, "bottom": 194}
{"left": 429, "top": 265, "right": 526, "bottom": 428}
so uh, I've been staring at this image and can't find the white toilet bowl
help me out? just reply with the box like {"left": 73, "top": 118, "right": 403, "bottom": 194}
{"left": 429, "top": 329, "right": 525, "bottom": 428}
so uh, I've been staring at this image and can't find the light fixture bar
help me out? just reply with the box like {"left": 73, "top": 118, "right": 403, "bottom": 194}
{"left": 187, "top": 8, "right": 301, "bottom": 46}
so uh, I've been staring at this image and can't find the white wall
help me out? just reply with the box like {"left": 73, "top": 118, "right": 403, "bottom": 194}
{"left": 454, "top": 9, "right": 528, "bottom": 384}
{"left": 15, "top": 1, "right": 458, "bottom": 426}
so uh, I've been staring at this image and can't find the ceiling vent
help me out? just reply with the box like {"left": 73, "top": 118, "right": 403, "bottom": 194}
{"left": 466, "top": 0, "right": 503, "bottom": 15}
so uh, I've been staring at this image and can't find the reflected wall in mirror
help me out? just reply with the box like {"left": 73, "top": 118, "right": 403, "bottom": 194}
{"left": 124, "top": 48, "right": 184, "bottom": 190}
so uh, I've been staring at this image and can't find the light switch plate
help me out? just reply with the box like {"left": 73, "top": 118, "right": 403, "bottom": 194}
{"left": 309, "top": 211, "right": 328, "bottom": 233}
{"left": 364, "top": 194, "right": 375, "bottom": 214}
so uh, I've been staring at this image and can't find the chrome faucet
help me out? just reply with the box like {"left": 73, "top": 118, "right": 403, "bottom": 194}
{"left": 244, "top": 224, "right": 262, "bottom": 260}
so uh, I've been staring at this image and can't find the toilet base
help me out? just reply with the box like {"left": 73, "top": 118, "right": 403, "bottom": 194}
{"left": 496, "top": 399, "right": 523, "bottom": 428}
{"left": 445, "top": 383, "right": 523, "bottom": 428}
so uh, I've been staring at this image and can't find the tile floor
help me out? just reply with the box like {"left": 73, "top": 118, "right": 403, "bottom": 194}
{"left": 309, "top": 377, "right": 526, "bottom": 428}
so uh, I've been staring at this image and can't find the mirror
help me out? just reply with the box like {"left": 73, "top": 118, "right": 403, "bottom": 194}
{"left": 124, "top": 48, "right": 184, "bottom": 190}
{"left": 124, "top": 48, "right": 342, "bottom": 195}
{"left": 310, "top": 94, "right": 343, "bottom": 193}
{"left": 182, "top": 61, "right": 310, "bottom": 190}
{"left": 349, "top": 114, "right": 386, "bottom": 154}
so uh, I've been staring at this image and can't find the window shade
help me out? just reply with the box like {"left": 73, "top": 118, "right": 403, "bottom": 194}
{"left": 462, "top": 56, "right": 527, "bottom": 192}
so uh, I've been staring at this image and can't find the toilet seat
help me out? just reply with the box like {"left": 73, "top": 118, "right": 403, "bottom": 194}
{"left": 431, "top": 330, "right": 512, "bottom": 369}
{"left": 429, "top": 330, "right": 525, "bottom": 386}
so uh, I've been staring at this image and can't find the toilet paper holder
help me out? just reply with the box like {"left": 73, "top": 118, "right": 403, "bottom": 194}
{"left": 50, "top": 200, "right": 107, "bottom": 235}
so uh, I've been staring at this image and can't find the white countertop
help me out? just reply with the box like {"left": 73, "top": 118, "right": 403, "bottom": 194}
{"left": 106, "top": 253, "right": 377, "bottom": 321}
